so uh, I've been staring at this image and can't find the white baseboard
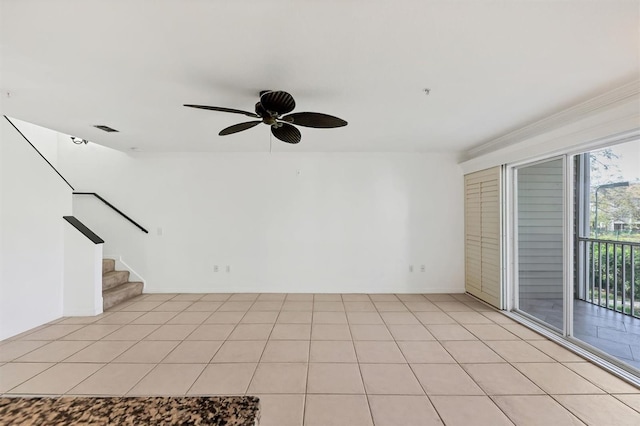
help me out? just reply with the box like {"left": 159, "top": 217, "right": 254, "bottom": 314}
{"left": 63, "top": 307, "right": 102, "bottom": 316}
{"left": 142, "top": 286, "right": 465, "bottom": 294}
{"left": 105, "top": 254, "right": 146, "bottom": 288}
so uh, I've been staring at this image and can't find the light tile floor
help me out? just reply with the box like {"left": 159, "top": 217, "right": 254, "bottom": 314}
{"left": 1, "top": 293, "right": 640, "bottom": 425}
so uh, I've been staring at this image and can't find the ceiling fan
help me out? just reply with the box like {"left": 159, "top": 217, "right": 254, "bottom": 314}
{"left": 184, "top": 90, "right": 347, "bottom": 144}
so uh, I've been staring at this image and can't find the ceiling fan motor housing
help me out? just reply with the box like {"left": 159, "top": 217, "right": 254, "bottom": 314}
{"left": 255, "top": 102, "right": 277, "bottom": 125}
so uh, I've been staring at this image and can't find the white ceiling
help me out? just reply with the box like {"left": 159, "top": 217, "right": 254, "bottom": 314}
{"left": 1, "top": 0, "right": 638, "bottom": 153}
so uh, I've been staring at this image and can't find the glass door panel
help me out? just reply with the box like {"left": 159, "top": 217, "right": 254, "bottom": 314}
{"left": 573, "top": 141, "right": 640, "bottom": 371}
{"left": 516, "top": 158, "right": 565, "bottom": 331}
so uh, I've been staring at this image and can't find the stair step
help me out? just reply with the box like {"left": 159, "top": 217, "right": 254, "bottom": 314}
{"left": 103, "top": 270, "right": 130, "bottom": 291}
{"left": 102, "top": 259, "right": 115, "bottom": 274}
{"left": 103, "top": 282, "right": 143, "bottom": 310}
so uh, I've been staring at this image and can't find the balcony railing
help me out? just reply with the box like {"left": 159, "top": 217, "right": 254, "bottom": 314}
{"left": 577, "top": 237, "right": 640, "bottom": 318}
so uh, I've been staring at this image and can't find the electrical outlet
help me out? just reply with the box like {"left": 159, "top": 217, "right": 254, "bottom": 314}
{"left": 226, "top": 265, "right": 231, "bottom": 273}
{"left": 420, "top": 264, "right": 426, "bottom": 272}
{"left": 213, "top": 265, "right": 219, "bottom": 273}
{"left": 409, "top": 265, "right": 413, "bottom": 272}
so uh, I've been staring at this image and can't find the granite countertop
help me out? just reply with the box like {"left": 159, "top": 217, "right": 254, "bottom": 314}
{"left": 0, "top": 396, "right": 260, "bottom": 426}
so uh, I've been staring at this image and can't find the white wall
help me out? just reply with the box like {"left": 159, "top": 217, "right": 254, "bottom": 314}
{"left": 57, "top": 140, "right": 465, "bottom": 294}
{"left": 63, "top": 221, "right": 103, "bottom": 316}
{"left": 9, "top": 118, "right": 60, "bottom": 168}
{"left": 0, "top": 118, "right": 72, "bottom": 340}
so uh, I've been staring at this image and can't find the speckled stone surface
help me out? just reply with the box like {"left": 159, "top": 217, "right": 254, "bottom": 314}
{"left": 0, "top": 396, "right": 260, "bottom": 426}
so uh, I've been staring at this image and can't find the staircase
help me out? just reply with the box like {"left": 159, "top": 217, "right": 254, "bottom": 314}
{"left": 102, "top": 259, "right": 143, "bottom": 310}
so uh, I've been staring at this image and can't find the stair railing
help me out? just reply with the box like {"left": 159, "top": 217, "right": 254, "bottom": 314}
{"left": 73, "top": 192, "right": 149, "bottom": 234}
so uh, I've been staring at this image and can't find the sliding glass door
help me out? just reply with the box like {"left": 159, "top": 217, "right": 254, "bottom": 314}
{"left": 510, "top": 140, "right": 640, "bottom": 374}
{"left": 515, "top": 158, "right": 565, "bottom": 331}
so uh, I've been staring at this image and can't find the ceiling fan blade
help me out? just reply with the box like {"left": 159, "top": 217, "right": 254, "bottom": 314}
{"left": 219, "top": 121, "right": 262, "bottom": 136}
{"left": 184, "top": 104, "right": 260, "bottom": 118}
{"left": 281, "top": 112, "right": 348, "bottom": 128}
{"left": 271, "top": 123, "right": 301, "bottom": 144}
{"left": 260, "top": 91, "right": 296, "bottom": 115}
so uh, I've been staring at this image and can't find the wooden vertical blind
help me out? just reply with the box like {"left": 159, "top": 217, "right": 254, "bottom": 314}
{"left": 465, "top": 166, "right": 502, "bottom": 308}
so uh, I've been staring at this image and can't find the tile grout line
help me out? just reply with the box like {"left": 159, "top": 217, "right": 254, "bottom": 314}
{"left": 122, "top": 294, "right": 208, "bottom": 397}
{"left": 427, "top": 296, "right": 528, "bottom": 425}
{"left": 412, "top": 295, "right": 553, "bottom": 424}
{"left": 611, "top": 393, "right": 640, "bottom": 415}
{"left": 359, "top": 294, "right": 403, "bottom": 426}
{"left": 1, "top": 294, "right": 155, "bottom": 396}
{"left": 244, "top": 296, "right": 283, "bottom": 397}
{"left": 300, "top": 294, "right": 316, "bottom": 426}
{"left": 393, "top": 295, "right": 448, "bottom": 424}
{"left": 93, "top": 294, "right": 210, "bottom": 396}
{"left": 450, "top": 299, "right": 636, "bottom": 419}
{"left": 439, "top": 311, "right": 555, "bottom": 401}
{"left": 77, "top": 293, "right": 201, "bottom": 397}
{"left": 182, "top": 293, "right": 249, "bottom": 397}
{"left": 7, "top": 314, "right": 138, "bottom": 395}
{"left": 1, "top": 302, "right": 143, "bottom": 395}
{"left": 342, "top": 293, "right": 374, "bottom": 426}
{"left": 437, "top": 303, "right": 552, "bottom": 401}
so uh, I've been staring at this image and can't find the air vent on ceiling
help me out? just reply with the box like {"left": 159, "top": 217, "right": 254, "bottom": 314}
{"left": 93, "top": 125, "right": 119, "bottom": 133}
